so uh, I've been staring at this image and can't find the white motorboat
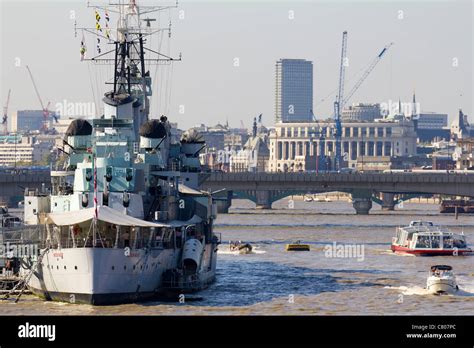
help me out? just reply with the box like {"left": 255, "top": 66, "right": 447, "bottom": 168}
{"left": 426, "top": 265, "right": 459, "bottom": 295}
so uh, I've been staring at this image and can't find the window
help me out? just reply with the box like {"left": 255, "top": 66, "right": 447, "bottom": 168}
{"left": 377, "top": 127, "right": 383, "bottom": 137}
{"left": 353, "top": 128, "right": 359, "bottom": 137}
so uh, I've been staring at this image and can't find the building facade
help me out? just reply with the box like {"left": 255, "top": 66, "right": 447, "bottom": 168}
{"left": 275, "top": 59, "right": 313, "bottom": 123}
{"left": 417, "top": 113, "right": 448, "bottom": 130}
{"left": 230, "top": 120, "right": 269, "bottom": 173}
{"left": 453, "top": 138, "right": 474, "bottom": 170}
{"left": 12, "top": 110, "right": 45, "bottom": 132}
{"left": 0, "top": 135, "right": 51, "bottom": 166}
{"left": 342, "top": 103, "right": 381, "bottom": 122}
{"left": 268, "top": 119, "right": 417, "bottom": 172}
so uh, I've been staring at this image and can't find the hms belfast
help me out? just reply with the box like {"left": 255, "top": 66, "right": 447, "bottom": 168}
{"left": 18, "top": 0, "right": 220, "bottom": 305}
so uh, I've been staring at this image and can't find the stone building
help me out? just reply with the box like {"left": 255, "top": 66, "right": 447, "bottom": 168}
{"left": 230, "top": 118, "right": 270, "bottom": 172}
{"left": 268, "top": 118, "right": 417, "bottom": 172}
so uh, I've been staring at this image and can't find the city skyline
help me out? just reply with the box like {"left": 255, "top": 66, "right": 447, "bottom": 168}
{"left": 0, "top": 0, "right": 472, "bottom": 131}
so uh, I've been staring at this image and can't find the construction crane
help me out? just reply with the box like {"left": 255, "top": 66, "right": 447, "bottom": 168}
{"left": 333, "top": 31, "right": 348, "bottom": 171}
{"left": 2, "top": 89, "right": 11, "bottom": 135}
{"left": 26, "top": 65, "right": 52, "bottom": 133}
{"left": 342, "top": 42, "right": 394, "bottom": 108}
{"left": 333, "top": 32, "right": 393, "bottom": 171}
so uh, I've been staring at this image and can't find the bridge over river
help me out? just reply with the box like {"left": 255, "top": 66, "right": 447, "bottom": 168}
{"left": 198, "top": 172, "right": 474, "bottom": 214}
{"left": 1, "top": 169, "right": 472, "bottom": 214}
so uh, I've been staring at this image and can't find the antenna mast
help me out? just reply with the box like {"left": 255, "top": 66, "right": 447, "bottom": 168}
{"left": 79, "top": 0, "right": 180, "bottom": 123}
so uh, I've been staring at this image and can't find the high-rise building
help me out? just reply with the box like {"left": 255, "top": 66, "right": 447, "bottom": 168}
{"left": 275, "top": 59, "right": 313, "bottom": 123}
{"left": 12, "top": 110, "right": 44, "bottom": 132}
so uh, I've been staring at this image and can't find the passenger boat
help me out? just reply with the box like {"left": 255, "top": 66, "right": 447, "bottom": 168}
{"left": 426, "top": 265, "right": 459, "bottom": 294}
{"left": 286, "top": 241, "right": 310, "bottom": 251}
{"left": 391, "top": 221, "right": 471, "bottom": 256}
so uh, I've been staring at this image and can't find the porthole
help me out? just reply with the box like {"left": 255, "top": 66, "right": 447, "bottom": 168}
{"left": 64, "top": 266, "right": 66, "bottom": 270}
{"left": 124, "top": 265, "right": 126, "bottom": 270}
{"left": 74, "top": 266, "right": 77, "bottom": 270}
{"left": 112, "top": 266, "right": 115, "bottom": 270}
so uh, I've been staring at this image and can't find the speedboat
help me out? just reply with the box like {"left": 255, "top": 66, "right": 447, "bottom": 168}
{"left": 286, "top": 240, "right": 310, "bottom": 251}
{"left": 426, "top": 265, "right": 459, "bottom": 294}
{"left": 304, "top": 195, "right": 313, "bottom": 202}
{"left": 229, "top": 241, "right": 253, "bottom": 254}
{"left": 391, "top": 221, "right": 472, "bottom": 256}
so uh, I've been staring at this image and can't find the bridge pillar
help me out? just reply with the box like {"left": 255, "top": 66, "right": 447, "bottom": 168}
{"left": 215, "top": 190, "right": 233, "bottom": 214}
{"left": 352, "top": 198, "right": 372, "bottom": 215}
{"left": 351, "top": 190, "right": 373, "bottom": 215}
{"left": 381, "top": 192, "right": 396, "bottom": 211}
{"left": 255, "top": 190, "right": 272, "bottom": 209}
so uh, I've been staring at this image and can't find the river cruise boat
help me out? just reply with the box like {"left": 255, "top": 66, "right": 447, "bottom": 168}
{"left": 391, "top": 221, "right": 471, "bottom": 256}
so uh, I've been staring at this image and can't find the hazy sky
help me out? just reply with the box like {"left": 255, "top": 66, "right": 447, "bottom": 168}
{"left": 1, "top": 0, "right": 472, "bottom": 130}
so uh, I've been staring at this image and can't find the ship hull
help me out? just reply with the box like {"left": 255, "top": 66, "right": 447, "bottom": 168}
{"left": 24, "top": 245, "right": 217, "bottom": 305}
{"left": 391, "top": 244, "right": 472, "bottom": 256}
{"left": 28, "top": 287, "right": 158, "bottom": 305}
{"left": 426, "top": 278, "right": 458, "bottom": 294}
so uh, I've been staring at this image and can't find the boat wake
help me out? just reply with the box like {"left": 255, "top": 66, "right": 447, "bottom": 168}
{"left": 218, "top": 246, "right": 266, "bottom": 255}
{"left": 385, "top": 279, "right": 474, "bottom": 297}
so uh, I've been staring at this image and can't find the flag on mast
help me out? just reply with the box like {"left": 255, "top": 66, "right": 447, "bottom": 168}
{"left": 80, "top": 31, "right": 87, "bottom": 61}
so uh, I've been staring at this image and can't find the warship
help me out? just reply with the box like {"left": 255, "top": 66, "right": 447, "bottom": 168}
{"left": 17, "top": 0, "right": 220, "bottom": 305}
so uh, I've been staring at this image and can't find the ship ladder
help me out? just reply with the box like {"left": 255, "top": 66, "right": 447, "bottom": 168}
{"left": 2, "top": 247, "right": 49, "bottom": 303}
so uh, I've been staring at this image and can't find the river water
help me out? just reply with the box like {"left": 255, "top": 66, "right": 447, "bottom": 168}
{"left": 1, "top": 199, "right": 473, "bottom": 315}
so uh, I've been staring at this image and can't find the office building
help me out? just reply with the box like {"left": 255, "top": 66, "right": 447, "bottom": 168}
{"left": 275, "top": 59, "right": 313, "bottom": 123}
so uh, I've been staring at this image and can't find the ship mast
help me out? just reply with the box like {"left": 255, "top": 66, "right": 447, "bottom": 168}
{"left": 77, "top": 0, "right": 180, "bottom": 122}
